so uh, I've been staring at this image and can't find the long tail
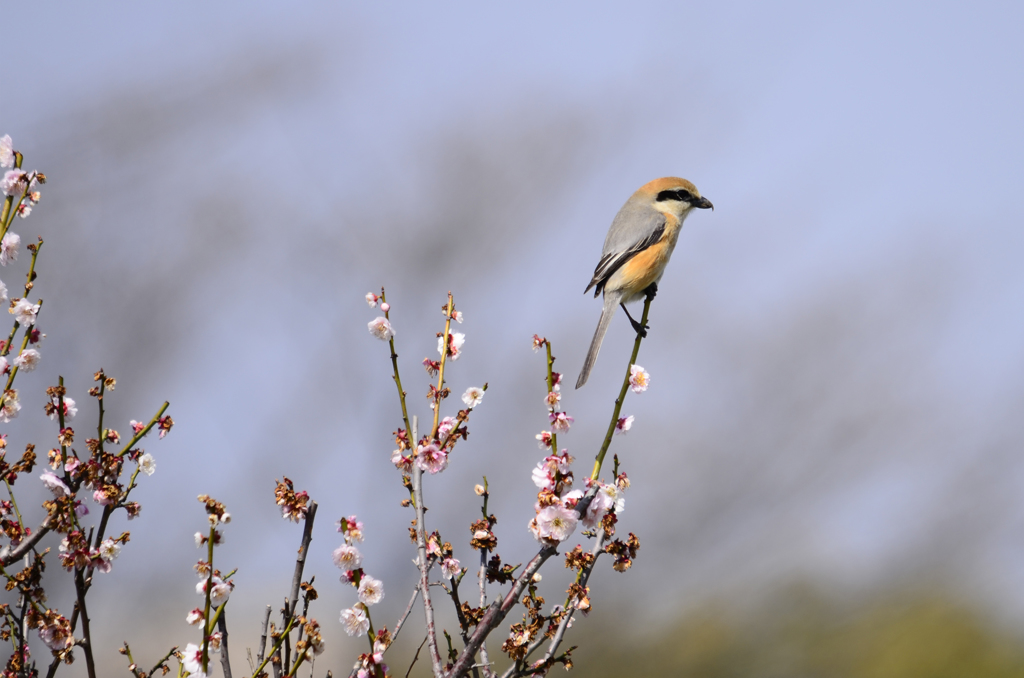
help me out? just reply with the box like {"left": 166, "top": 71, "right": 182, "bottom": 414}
{"left": 576, "top": 295, "right": 618, "bottom": 389}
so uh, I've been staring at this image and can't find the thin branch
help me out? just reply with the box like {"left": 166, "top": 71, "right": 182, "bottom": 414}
{"left": 218, "top": 607, "right": 234, "bottom": 678}
{"left": 0, "top": 515, "right": 51, "bottom": 566}
{"left": 448, "top": 488, "right": 600, "bottom": 678}
{"left": 411, "top": 416, "right": 444, "bottom": 677}
{"left": 447, "top": 546, "right": 557, "bottom": 678}
{"left": 287, "top": 502, "right": 318, "bottom": 619}
{"left": 73, "top": 569, "right": 98, "bottom": 678}
{"left": 510, "top": 535, "right": 607, "bottom": 678}
{"left": 390, "top": 583, "right": 421, "bottom": 645}
{"left": 590, "top": 289, "right": 654, "bottom": 480}
{"left": 406, "top": 635, "right": 429, "bottom": 678}
{"left": 380, "top": 287, "right": 412, "bottom": 438}
{"left": 256, "top": 604, "right": 272, "bottom": 668}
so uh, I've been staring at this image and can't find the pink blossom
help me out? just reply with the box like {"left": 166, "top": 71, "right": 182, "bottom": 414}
{"left": 391, "top": 448, "right": 413, "bottom": 473}
{"left": 40, "top": 471, "right": 70, "bottom": 497}
{"left": 614, "top": 415, "right": 634, "bottom": 434}
{"left": 535, "top": 431, "right": 552, "bottom": 449}
{"left": 0, "top": 135, "right": 12, "bottom": 169}
{"left": 365, "top": 292, "right": 379, "bottom": 308}
{"left": 530, "top": 504, "right": 578, "bottom": 543}
{"left": 545, "top": 390, "right": 561, "bottom": 410}
{"left": 441, "top": 557, "right": 461, "bottom": 580}
{"left": 549, "top": 411, "right": 574, "bottom": 433}
{"left": 415, "top": 443, "right": 448, "bottom": 474}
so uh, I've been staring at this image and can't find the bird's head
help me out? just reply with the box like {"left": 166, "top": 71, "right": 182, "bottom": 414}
{"left": 638, "top": 177, "right": 713, "bottom": 218}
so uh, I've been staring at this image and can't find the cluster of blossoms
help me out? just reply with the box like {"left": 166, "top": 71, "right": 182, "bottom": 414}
{"left": 334, "top": 515, "right": 387, "bottom": 640}
{"left": 182, "top": 496, "right": 235, "bottom": 678}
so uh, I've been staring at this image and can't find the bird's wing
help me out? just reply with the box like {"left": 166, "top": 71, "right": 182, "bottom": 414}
{"left": 584, "top": 208, "right": 666, "bottom": 296}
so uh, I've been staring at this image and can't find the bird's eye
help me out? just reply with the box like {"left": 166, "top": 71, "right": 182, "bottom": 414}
{"left": 656, "top": 189, "right": 693, "bottom": 202}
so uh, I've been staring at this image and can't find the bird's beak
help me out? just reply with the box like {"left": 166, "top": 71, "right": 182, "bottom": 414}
{"left": 694, "top": 196, "right": 714, "bottom": 211}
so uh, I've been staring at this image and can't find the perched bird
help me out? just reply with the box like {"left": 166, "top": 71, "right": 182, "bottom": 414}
{"left": 576, "top": 177, "right": 713, "bottom": 389}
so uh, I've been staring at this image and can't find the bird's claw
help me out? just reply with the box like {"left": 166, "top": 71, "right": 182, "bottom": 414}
{"left": 629, "top": 318, "right": 649, "bottom": 338}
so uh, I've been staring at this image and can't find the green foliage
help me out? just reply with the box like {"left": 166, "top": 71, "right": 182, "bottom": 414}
{"left": 576, "top": 587, "right": 1024, "bottom": 678}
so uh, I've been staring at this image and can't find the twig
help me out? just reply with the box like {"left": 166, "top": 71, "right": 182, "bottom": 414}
{"left": 448, "top": 488, "right": 600, "bottom": 678}
{"left": 406, "top": 635, "right": 429, "bottom": 678}
{"left": 73, "top": 569, "right": 98, "bottom": 678}
{"left": 590, "top": 289, "right": 654, "bottom": 480}
{"left": 391, "top": 583, "right": 421, "bottom": 645}
{"left": 256, "top": 604, "right": 272, "bottom": 667}
{"left": 509, "top": 535, "right": 607, "bottom": 678}
{"left": 280, "top": 501, "right": 317, "bottom": 673}
{"left": 380, "top": 287, "right": 412, "bottom": 438}
{"left": 218, "top": 607, "right": 234, "bottom": 678}
{"left": 0, "top": 515, "right": 51, "bottom": 566}
{"left": 410, "top": 416, "right": 443, "bottom": 677}
{"left": 116, "top": 401, "right": 170, "bottom": 457}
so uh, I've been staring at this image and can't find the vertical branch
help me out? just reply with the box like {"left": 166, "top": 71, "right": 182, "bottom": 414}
{"left": 282, "top": 501, "right": 317, "bottom": 675}
{"left": 74, "top": 569, "right": 98, "bottom": 678}
{"left": 545, "top": 341, "right": 557, "bottom": 453}
{"left": 477, "top": 478, "right": 492, "bottom": 677}
{"left": 590, "top": 291, "right": 654, "bottom": 481}
{"left": 380, "top": 287, "right": 412, "bottom": 438}
{"left": 411, "top": 416, "right": 443, "bottom": 677}
{"left": 431, "top": 293, "right": 455, "bottom": 440}
{"left": 256, "top": 604, "right": 272, "bottom": 668}
{"left": 218, "top": 608, "right": 234, "bottom": 678}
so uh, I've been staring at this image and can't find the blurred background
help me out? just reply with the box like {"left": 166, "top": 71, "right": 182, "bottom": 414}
{"left": 3, "top": 1, "right": 1024, "bottom": 675}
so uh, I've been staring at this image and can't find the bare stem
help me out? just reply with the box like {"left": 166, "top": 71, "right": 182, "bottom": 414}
{"left": 431, "top": 293, "right": 455, "bottom": 440}
{"left": 73, "top": 569, "right": 98, "bottom": 678}
{"left": 380, "top": 287, "right": 412, "bottom": 438}
{"left": 390, "top": 583, "right": 421, "bottom": 645}
{"left": 411, "top": 416, "right": 444, "bottom": 677}
{"left": 590, "top": 291, "right": 654, "bottom": 480}
{"left": 256, "top": 605, "right": 272, "bottom": 667}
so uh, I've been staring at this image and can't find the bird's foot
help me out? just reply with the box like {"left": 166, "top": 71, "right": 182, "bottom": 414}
{"left": 644, "top": 282, "right": 658, "bottom": 301}
{"left": 621, "top": 303, "right": 649, "bottom": 338}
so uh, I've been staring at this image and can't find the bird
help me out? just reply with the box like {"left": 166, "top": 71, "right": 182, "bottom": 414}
{"left": 575, "top": 177, "right": 713, "bottom": 389}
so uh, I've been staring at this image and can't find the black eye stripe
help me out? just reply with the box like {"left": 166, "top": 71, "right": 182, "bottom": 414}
{"left": 655, "top": 189, "right": 694, "bottom": 203}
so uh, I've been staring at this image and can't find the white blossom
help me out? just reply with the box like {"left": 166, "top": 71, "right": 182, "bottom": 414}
{"left": 10, "top": 297, "right": 38, "bottom": 326}
{"left": 0, "top": 232, "right": 20, "bottom": 266}
{"left": 367, "top": 316, "right": 394, "bottom": 341}
{"left": 340, "top": 606, "right": 370, "bottom": 637}
{"left": 357, "top": 575, "right": 385, "bottom": 606}
{"left": 13, "top": 348, "right": 40, "bottom": 371}
{"left": 461, "top": 386, "right": 484, "bottom": 408}
{"left": 139, "top": 453, "right": 156, "bottom": 476}
{"left": 332, "top": 544, "right": 362, "bottom": 571}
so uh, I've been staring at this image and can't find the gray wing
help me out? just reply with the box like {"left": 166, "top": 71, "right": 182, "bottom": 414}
{"left": 584, "top": 204, "right": 666, "bottom": 297}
